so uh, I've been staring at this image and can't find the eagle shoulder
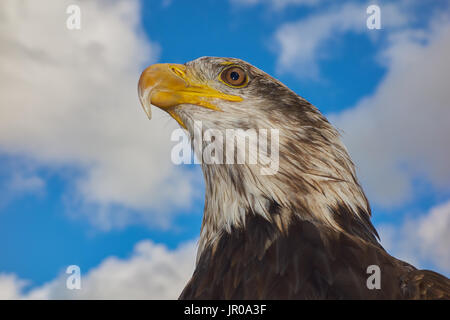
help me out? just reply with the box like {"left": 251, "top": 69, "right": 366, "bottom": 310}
{"left": 400, "top": 269, "right": 450, "bottom": 300}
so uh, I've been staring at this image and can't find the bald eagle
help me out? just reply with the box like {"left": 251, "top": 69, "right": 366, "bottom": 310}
{"left": 138, "top": 57, "right": 450, "bottom": 299}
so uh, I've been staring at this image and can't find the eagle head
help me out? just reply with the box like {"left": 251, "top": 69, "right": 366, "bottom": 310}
{"left": 138, "top": 56, "right": 378, "bottom": 256}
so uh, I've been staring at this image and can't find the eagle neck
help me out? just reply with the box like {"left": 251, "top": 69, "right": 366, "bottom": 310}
{"left": 196, "top": 158, "right": 380, "bottom": 263}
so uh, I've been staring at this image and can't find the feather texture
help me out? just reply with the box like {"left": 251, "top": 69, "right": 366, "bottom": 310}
{"left": 142, "top": 56, "right": 450, "bottom": 300}
{"left": 180, "top": 211, "right": 450, "bottom": 299}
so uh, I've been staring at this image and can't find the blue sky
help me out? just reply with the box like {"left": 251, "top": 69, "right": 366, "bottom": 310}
{"left": 0, "top": 0, "right": 449, "bottom": 299}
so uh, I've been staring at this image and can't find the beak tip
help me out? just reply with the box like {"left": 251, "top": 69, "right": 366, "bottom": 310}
{"left": 142, "top": 103, "right": 152, "bottom": 120}
{"left": 138, "top": 85, "right": 152, "bottom": 120}
{"left": 146, "top": 107, "right": 152, "bottom": 120}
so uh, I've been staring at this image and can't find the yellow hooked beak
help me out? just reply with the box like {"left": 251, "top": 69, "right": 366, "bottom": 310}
{"left": 138, "top": 63, "right": 243, "bottom": 128}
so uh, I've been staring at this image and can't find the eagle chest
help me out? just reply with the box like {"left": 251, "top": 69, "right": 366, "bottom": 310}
{"left": 180, "top": 215, "right": 396, "bottom": 299}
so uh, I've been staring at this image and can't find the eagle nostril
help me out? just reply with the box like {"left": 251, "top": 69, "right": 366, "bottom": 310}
{"left": 170, "top": 66, "right": 185, "bottom": 79}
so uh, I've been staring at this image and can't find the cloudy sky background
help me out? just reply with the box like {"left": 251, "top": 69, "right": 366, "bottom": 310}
{"left": 0, "top": 0, "right": 449, "bottom": 299}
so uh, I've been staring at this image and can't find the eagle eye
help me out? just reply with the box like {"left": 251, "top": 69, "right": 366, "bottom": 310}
{"left": 220, "top": 66, "right": 247, "bottom": 87}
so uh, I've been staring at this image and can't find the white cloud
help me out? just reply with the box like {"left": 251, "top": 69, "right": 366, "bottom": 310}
{"left": 0, "top": 0, "right": 198, "bottom": 229}
{"left": 0, "top": 239, "right": 197, "bottom": 300}
{"left": 9, "top": 174, "right": 45, "bottom": 194}
{"left": 273, "top": 2, "right": 409, "bottom": 78}
{"left": 161, "top": 0, "right": 173, "bottom": 8}
{"left": 0, "top": 158, "right": 46, "bottom": 207}
{"left": 231, "top": 0, "right": 322, "bottom": 10}
{"left": 378, "top": 200, "right": 450, "bottom": 275}
{"left": 330, "top": 17, "right": 450, "bottom": 206}
{"left": 0, "top": 274, "right": 28, "bottom": 300}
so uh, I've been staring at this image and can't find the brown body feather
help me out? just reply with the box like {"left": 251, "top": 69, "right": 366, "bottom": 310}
{"left": 180, "top": 210, "right": 450, "bottom": 300}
